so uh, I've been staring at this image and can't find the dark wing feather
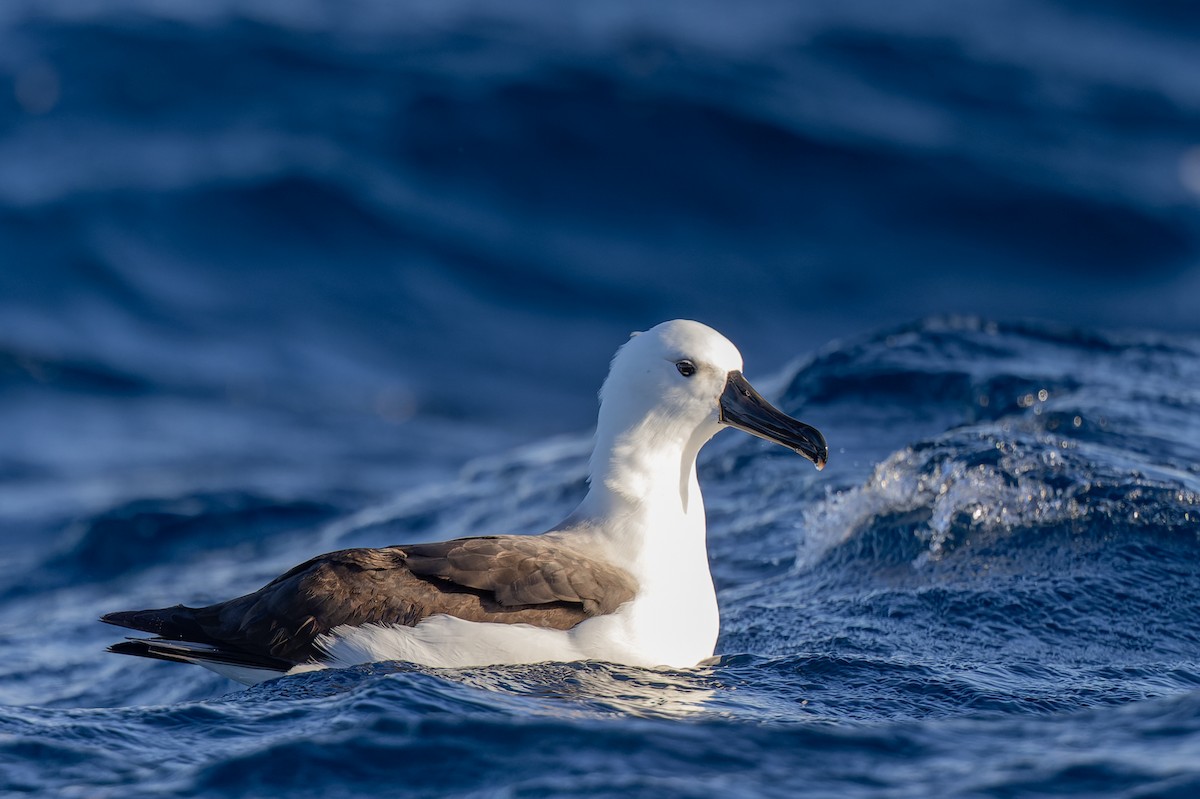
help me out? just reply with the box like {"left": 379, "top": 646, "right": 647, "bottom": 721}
{"left": 403, "top": 536, "right": 638, "bottom": 615}
{"left": 103, "top": 537, "right": 638, "bottom": 668}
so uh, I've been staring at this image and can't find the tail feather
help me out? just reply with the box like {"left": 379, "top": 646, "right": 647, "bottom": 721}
{"left": 103, "top": 606, "right": 298, "bottom": 681}
{"left": 108, "top": 637, "right": 294, "bottom": 673}
{"left": 100, "top": 605, "right": 215, "bottom": 642}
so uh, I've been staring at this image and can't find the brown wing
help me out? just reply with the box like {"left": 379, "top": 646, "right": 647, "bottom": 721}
{"left": 402, "top": 536, "right": 638, "bottom": 615}
{"left": 107, "top": 537, "right": 638, "bottom": 667}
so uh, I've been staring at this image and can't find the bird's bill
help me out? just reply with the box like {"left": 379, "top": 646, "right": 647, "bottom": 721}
{"left": 718, "top": 371, "right": 828, "bottom": 470}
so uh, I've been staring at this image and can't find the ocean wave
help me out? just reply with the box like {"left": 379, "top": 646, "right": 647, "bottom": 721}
{"left": 2, "top": 2, "right": 1199, "bottom": 793}
{"left": 45, "top": 492, "right": 341, "bottom": 585}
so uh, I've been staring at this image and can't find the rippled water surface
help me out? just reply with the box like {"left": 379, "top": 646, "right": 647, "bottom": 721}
{"left": 3, "top": 1, "right": 1200, "bottom": 797}
{"left": 5, "top": 318, "right": 1199, "bottom": 798}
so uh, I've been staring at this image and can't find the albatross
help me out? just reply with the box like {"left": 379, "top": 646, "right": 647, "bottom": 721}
{"left": 102, "top": 320, "right": 827, "bottom": 685}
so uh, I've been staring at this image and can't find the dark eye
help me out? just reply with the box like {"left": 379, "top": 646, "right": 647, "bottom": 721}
{"left": 675, "top": 360, "right": 696, "bottom": 378}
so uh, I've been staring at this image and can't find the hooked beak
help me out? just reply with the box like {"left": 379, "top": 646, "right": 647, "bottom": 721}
{"left": 719, "top": 371, "right": 828, "bottom": 470}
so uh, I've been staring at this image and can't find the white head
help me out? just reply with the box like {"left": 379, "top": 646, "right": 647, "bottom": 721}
{"left": 597, "top": 320, "right": 743, "bottom": 446}
{"left": 589, "top": 320, "right": 826, "bottom": 507}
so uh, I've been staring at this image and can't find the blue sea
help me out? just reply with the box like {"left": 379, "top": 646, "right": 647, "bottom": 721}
{"left": 2, "top": 1, "right": 1200, "bottom": 797}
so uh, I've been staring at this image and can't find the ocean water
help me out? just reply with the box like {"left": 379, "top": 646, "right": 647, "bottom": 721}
{"left": 3, "top": 2, "right": 1200, "bottom": 797}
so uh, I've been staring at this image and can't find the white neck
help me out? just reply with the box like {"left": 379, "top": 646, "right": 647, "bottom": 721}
{"left": 564, "top": 404, "right": 723, "bottom": 667}
{"left": 573, "top": 406, "right": 719, "bottom": 575}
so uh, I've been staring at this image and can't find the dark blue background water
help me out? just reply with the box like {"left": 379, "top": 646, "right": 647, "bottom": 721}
{"left": 2, "top": 2, "right": 1200, "bottom": 797}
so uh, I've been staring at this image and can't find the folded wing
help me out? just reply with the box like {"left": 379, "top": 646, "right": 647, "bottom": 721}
{"left": 102, "top": 536, "right": 638, "bottom": 670}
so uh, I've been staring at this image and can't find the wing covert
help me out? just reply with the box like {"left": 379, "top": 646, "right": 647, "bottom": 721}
{"left": 402, "top": 536, "right": 638, "bottom": 615}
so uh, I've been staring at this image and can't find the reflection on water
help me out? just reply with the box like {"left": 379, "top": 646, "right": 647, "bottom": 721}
{"left": 449, "top": 661, "right": 722, "bottom": 720}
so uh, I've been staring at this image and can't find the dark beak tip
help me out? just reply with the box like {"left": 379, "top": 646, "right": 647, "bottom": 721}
{"left": 805, "top": 445, "right": 828, "bottom": 471}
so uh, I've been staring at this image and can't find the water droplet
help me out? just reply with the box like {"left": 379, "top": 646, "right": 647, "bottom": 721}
{"left": 373, "top": 387, "right": 417, "bottom": 423}
{"left": 1037, "top": 389, "right": 1048, "bottom": 402}
{"left": 1073, "top": 415, "right": 1082, "bottom": 428}
{"left": 14, "top": 62, "right": 60, "bottom": 115}
{"left": 1181, "top": 145, "right": 1200, "bottom": 198}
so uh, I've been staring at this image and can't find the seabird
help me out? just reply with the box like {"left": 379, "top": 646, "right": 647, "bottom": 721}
{"left": 102, "top": 320, "right": 827, "bottom": 685}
